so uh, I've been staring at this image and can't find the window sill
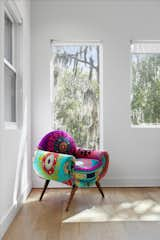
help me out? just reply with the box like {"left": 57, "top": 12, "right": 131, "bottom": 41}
{"left": 4, "top": 121, "right": 18, "bottom": 130}
{"left": 131, "top": 124, "right": 160, "bottom": 128}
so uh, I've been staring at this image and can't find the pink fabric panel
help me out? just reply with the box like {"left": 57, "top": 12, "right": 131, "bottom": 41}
{"left": 75, "top": 148, "right": 104, "bottom": 161}
{"left": 74, "top": 158, "right": 103, "bottom": 172}
{"left": 75, "top": 147, "right": 109, "bottom": 180}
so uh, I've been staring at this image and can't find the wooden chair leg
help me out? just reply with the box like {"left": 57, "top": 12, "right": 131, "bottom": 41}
{"left": 96, "top": 181, "right": 104, "bottom": 198}
{"left": 65, "top": 185, "right": 78, "bottom": 211}
{"left": 39, "top": 179, "right": 50, "bottom": 201}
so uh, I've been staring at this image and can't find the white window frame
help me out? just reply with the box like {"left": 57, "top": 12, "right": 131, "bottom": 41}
{"left": 130, "top": 40, "right": 160, "bottom": 128}
{"left": 3, "top": 1, "right": 23, "bottom": 129}
{"left": 50, "top": 40, "right": 104, "bottom": 149}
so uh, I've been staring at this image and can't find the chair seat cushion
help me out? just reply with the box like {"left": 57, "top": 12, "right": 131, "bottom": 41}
{"left": 74, "top": 158, "right": 102, "bottom": 172}
{"left": 73, "top": 158, "right": 103, "bottom": 187}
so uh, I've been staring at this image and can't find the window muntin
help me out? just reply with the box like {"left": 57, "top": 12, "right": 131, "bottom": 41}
{"left": 131, "top": 41, "right": 160, "bottom": 127}
{"left": 50, "top": 42, "right": 102, "bottom": 148}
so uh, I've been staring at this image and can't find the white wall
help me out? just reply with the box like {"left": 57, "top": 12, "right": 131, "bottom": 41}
{"left": 0, "top": 0, "right": 31, "bottom": 238}
{"left": 31, "top": 0, "right": 160, "bottom": 188}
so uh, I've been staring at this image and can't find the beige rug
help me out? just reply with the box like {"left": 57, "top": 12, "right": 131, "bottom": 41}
{"left": 63, "top": 199, "right": 160, "bottom": 222}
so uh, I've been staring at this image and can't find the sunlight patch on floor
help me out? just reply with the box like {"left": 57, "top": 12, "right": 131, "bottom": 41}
{"left": 63, "top": 199, "right": 160, "bottom": 223}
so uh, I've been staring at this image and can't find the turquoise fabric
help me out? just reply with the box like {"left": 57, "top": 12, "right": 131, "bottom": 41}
{"left": 74, "top": 158, "right": 103, "bottom": 187}
{"left": 33, "top": 150, "right": 75, "bottom": 184}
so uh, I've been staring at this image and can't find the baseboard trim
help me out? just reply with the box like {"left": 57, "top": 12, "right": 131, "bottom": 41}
{"left": 101, "top": 178, "right": 160, "bottom": 187}
{"left": 0, "top": 183, "right": 32, "bottom": 239}
{"left": 33, "top": 178, "right": 160, "bottom": 188}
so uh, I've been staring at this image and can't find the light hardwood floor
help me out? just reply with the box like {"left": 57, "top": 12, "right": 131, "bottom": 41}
{"left": 3, "top": 188, "right": 160, "bottom": 240}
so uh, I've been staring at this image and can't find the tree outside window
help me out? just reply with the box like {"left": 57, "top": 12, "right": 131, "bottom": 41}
{"left": 50, "top": 43, "right": 101, "bottom": 148}
{"left": 131, "top": 42, "right": 160, "bottom": 127}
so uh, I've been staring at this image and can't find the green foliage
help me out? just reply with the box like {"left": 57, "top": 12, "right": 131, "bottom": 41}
{"left": 52, "top": 46, "right": 100, "bottom": 148}
{"left": 131, "top": 54, "right": 160, "bottom": 125}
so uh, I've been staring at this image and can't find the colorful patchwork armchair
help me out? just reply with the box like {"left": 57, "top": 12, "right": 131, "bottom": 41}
{"left": 33, "top": 130, "right": 109, "bottom": 211}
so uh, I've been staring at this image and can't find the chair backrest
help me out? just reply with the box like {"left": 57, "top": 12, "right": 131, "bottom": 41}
{"left": 38, "top": 130, "right": 76, "bottom": 155}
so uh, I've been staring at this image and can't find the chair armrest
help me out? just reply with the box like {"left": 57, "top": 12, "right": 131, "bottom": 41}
{"left": 75, "top": 148, "right": 109, "bottom": 179}
{"left": 33, "top": 149, "right": 75, "bottom": 185}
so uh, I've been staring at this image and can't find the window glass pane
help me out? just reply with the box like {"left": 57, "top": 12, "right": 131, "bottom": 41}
{"left": 4, "top": 64, "right": 16, "bottom": 122}
{"left": 4, "top": 13, "right": 12, "bottom": 63}
{"left": 131, "top": 42, "right": 160, "bottom": 126}
{"left": 51, "top": 44, "right": 100, "bottom": 148}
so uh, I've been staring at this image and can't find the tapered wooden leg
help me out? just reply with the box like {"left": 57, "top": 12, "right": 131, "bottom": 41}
{"left": 65, "top": 185, "right": 78, "bottom": 211}
{"left": 39, "top": 179, "right": 50, "bottom": 201}
{"left": 96, "top": 181, "right": 104, "bottom": 198}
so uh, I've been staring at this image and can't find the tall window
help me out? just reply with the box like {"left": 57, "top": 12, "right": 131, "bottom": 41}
{"left": 131, "top": 41, "right": 160, "bottom": 127}
{"left": 50, "top": 42, "right": 102, "bottom": 148}
{"left": 4, "top": 7, "right": 22, "bottom": 125}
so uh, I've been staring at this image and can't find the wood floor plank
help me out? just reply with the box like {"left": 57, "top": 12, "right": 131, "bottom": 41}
{"left": 60, "top": 223, "right": 80, "bottom": 240}
{"left": 3, "top": 187, "right": 160, "bottom": 240}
